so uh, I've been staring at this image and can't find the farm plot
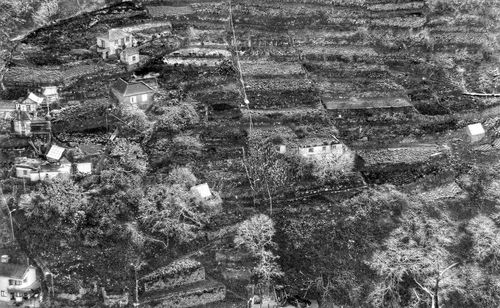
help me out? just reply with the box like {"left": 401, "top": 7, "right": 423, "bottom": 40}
{"left": 4, "top": 62, "right": 121, "bottom": 87}
{"left": 240, "top": 60, "right": 305, "bottom": 77}
{"left": 245, "top": 77, "right": 319, "bottom": 109}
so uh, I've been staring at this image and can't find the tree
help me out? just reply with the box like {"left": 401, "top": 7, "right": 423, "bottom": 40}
{"left": 139, "top": 167, "right": 221, "bottom": 244}
{"left": 22, "top": 177, "right": 88, "bottom": 236}
{"left": 32, "top": 0, "right": 59, "bottom": 27}
{"left": 109, "top": 138, "right": 149, "bottom": 175}
{"left": 243, "top": 135, "right": 290, "bottom": 212}
{"left": 153, "top": 103, "right": 199, "bottom": 133}
{"left": 234, "top": 214, "right": 283, "bottom": 284}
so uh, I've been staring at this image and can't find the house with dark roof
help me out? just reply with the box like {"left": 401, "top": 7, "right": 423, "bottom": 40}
{"left": 110, "top": 78, "right": 156, "bottom": 110}
{"left": 0, "top": 256, "right": 39, "bottom": 305}
{"left": 120, "top": 47, "right": 140, "bottom": 65}
{"left": 96, "top": 29, "right": 136, "bottom": 59}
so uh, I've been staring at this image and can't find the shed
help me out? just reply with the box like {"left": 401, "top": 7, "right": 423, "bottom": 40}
{"left": 466, "top": 123, "right": 485, "bottom": 143}
{"left": 191, "top": 183, "right": 212, "bottom": 199}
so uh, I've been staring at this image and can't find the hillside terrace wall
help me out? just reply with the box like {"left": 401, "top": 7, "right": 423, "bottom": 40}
{"left": 140, "top": 259, "right": 205, "bottom": 292}
{"left": 141, "top": 280, "right": 226, "bottom": 308}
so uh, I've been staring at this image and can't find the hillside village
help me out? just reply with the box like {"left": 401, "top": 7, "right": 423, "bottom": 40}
{"left": 0, "top": 0, "right": 500, "bottom": 307}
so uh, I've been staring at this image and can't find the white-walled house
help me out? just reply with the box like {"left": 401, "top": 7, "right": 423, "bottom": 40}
{"left": 110, "top": 78, "right": 156, "bottom": 110}
{"left": 0, "top": 257, "right": 39, "bottom": 305}
{"left": 96, "top": 29, "right": 135, "bottom": 59}
{"left": 41, "top": 86, "right": 59, "bottom": 106}
{"left": 297, "top": 142, "right": 344, "bottom": 158}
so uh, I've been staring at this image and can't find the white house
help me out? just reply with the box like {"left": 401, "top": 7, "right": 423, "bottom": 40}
{"left": 0, "top": 256, "right": 39, "bottom": 305}
{"left": 298, "top": 143, "right": 344, "bottom": 158}
{"left": 466, "top": 123, "right": 485, "bottom": 143}
{"left": 96, "top": 29, "right": 136, "bottom": 59}
{"left": 41, "top": 86, "right": 59, "bottom": 106}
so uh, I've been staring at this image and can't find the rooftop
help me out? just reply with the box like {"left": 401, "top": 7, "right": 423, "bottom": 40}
{"left": 191, "top": 183, "right": 212, "bottom": 199}
{"left": 0, "top": 263, "right": 29, "bottom": 279}
{"left": 97, "top": 29, "right": 131, "bottom": 41}
{"left": 26, "top": 93, "right": 44, "bottom": 105}
{"left": 111, "top": 78, "right": 155, "bottom": 97}
{"left": 122, "top": 47, "right": 139, "bottom": 57}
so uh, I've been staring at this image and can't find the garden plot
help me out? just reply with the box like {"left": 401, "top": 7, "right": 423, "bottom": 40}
{"left": 240, "top": 60, "right": 305, "bottom": 77}
{"left": 417, "top": 181, "right": 466, "bottom": 203}
{"left": 287, "top": 29, "right": 369, "bottom": 46}
{"left": 245, "top": 77, "right": 319, "bottom": 109}
{"left": 367, "top": 1, "right": 424, "bottom": 12}
{"left": 4, "top": 61, "right": 120, "bottom": 87}
{"left": 357, "top": 144, "right": 446, "bottom": 166}
{"left": 304, "top": 62, "right": 391, "bottom": 79}
{"left": 299, "top": 45, "right": 379, "bottom": 61}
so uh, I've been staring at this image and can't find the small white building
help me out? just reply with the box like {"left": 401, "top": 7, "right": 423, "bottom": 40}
{"left": 298, "top": 143, "right": 344, "bottom": 158}
{"left": 466, "top": 123, "right": 485, "bottom": 143}
{"left": 41, "top": 86, "right": 59, "bottom": 105}
{"left": 191, "top": 183, "right": 212, "bottom": 199}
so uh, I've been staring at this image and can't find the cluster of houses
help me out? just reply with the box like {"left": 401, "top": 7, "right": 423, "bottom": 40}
{"left": 13, "top": 144, "right": 93, "bottom": 183}
{"left": 0, "top": 87, "right": 59, "bottom": 138}
{"left": 96, "top": 28, "right": 140, "bottom": 65}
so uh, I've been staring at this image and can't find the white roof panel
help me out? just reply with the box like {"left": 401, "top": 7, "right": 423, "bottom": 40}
{"left": 466, "top": 123, "right": 485, "bottom": 136}
{"left": 27, "top": 93, "right": 44, "bottom": 104}
{"left": 46, "top": 144, "right": 66, "bottom": 161}
{"left": 190, "top": 183, "right": 212, "bottom": 199}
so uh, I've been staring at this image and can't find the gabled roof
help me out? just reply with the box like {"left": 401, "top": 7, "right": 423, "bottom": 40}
{"left": 97, "top": 29, "right": 131, "bottom": 41}
{"left": 0, "top": 263, "right": 28, "bottom": 279}
{"left": 26, "top": 93, "right": 44, "bottom": 105}
{"left": 111, "top": 78, "right": 155, "bottom": 97}
{"left": 122, "top": 47, "right": 139, "bottom": 57}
